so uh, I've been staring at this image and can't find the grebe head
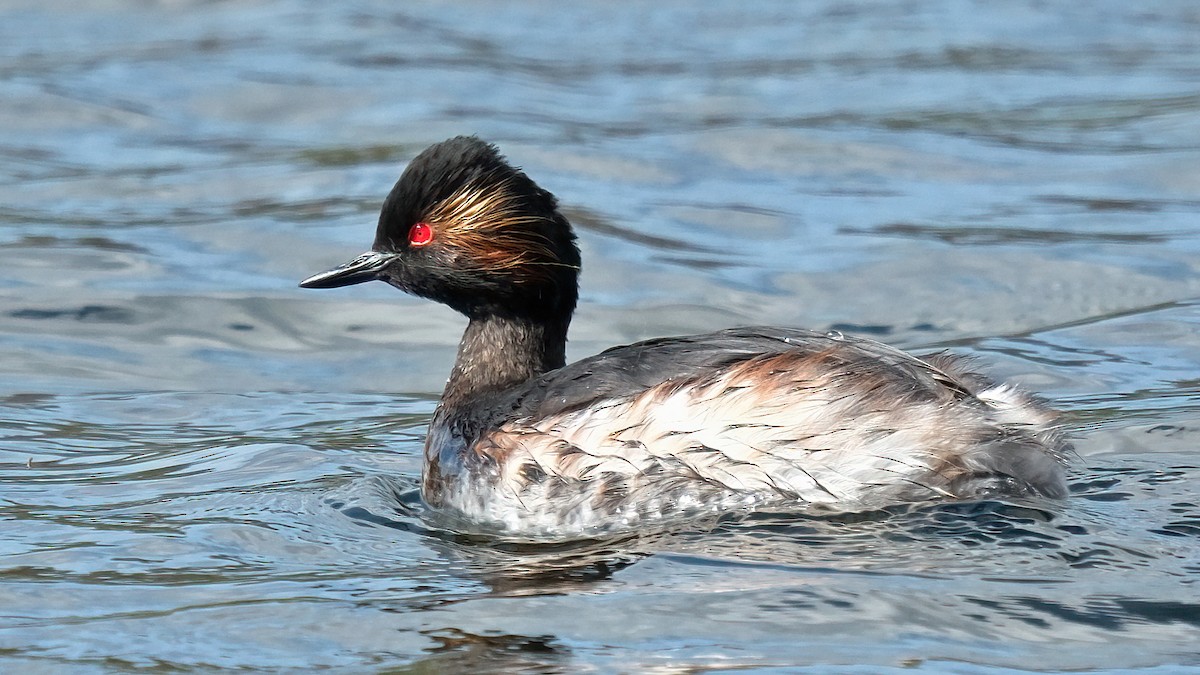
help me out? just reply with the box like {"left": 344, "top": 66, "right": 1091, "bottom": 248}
{"left": 300, "top": 136, "right": 580, "bottom": 322}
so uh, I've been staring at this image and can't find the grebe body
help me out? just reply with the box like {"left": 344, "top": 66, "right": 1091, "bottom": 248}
{"left": 301, "top": 137, "right": 1068, "bottom": 538}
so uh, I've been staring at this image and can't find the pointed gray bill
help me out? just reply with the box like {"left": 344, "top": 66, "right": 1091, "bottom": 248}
{"left": 299, "top": 251, "right": 395, "bottom": 289}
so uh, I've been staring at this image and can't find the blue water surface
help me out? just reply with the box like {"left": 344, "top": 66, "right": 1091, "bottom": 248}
{"left": 1, "top": 1, "right": 1199, "bottom": 671}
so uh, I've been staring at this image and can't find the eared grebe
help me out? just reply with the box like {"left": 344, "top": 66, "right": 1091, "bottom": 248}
{"left": 301, "top": 136, "right": 1069, "bottom": 538}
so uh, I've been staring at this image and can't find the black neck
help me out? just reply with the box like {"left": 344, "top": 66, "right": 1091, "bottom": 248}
{"left": 439, "top": 311, "right": 569, "bottom": 412}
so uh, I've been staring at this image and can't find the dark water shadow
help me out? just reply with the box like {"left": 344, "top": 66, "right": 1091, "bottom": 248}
{"left": 841, "top": 221, "right": 1169, "bottom": 245}
{"left": 391, "top": 628, "right": 573, "bottom": 675}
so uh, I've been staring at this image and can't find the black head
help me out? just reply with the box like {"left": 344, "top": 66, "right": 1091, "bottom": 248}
{"left": 300, "top": 137, "right": 580, "bottom": 321}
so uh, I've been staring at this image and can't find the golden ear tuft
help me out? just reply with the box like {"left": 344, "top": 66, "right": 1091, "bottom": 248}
{"left": 422, "top": 177, "right": 572, "bottom": 283}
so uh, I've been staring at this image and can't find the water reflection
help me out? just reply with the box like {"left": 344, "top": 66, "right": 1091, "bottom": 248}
{"left": 413, "top": 628, "right": 571, "bottom": 674}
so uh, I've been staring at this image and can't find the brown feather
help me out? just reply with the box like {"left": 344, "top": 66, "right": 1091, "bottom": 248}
{"left": 423, "top": 177, "right": 572, "bottom": 284}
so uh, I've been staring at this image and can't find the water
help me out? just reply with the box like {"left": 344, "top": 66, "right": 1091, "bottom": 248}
{"left": 2, "top": 0, "right": 1199, "bottom": 671}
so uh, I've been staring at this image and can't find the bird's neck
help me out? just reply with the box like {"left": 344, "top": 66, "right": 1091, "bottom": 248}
{"left": 439, "top": 311, "right": 570, "bottom": 411}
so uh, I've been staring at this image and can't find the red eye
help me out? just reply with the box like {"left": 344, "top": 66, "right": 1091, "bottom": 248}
{"left": 408, "top": 222, "right": 434, "bottom": 247}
